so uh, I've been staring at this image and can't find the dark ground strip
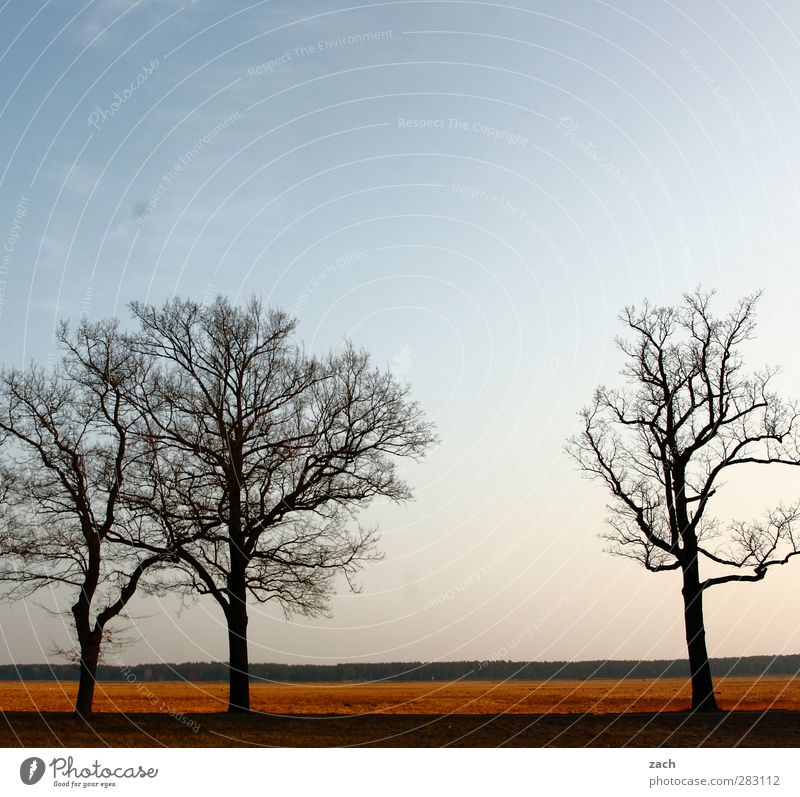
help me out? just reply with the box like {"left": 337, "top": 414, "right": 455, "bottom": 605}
{"left": 1, "top": 710, "right": 799, "bottom": 747}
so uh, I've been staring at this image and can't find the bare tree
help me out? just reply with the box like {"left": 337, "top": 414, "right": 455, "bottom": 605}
{"left": 116, "top": 296, "right": 436, "bottom": 713}
{"left": 0, "top": 321, "right": 173, "bottom": 716}
{"left": 566, "top": 290, "right": 800, "bottom": 711}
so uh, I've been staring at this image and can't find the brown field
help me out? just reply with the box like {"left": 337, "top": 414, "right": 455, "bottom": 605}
{"left": 2, "top": 677, "right": 799, "bottom": 747}
{"left": 3, "top": 676, "right": 800, "bottom": 715}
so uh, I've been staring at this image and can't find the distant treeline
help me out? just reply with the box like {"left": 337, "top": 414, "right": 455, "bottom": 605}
{"left": 2, "top": 655, "right": 799, "bottom": 683}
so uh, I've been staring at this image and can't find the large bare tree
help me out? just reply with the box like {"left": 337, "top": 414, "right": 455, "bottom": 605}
{"left": 116, "top": 296, "right": 436, "bottom": 712}
{"left": 567, "top": 290, "right": 800, "bottom": 711}
{"left": 0, "top": 321, "right": 172, "bottom": 716}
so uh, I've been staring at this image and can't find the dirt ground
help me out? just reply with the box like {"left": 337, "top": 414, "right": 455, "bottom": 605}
{"left": 1, "top": 677, "right": 799, "bottom": 746}
{"left": 2, "top": 709, "right": 799, "bottom": 747}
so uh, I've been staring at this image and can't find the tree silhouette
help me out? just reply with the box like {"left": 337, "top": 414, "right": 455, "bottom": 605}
{"left": 0, "top": 321, "right": 172, "bottom": 716}
{"left": 567, "top": 290, "right": 800, "bottom": 711}
{"left": 116, "top": 296, "right": 436, "bottom": 712}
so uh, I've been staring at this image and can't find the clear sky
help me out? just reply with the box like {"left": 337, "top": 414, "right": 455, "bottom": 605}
{"left": 2, "top": 0, "right": 800, "bottom": 667}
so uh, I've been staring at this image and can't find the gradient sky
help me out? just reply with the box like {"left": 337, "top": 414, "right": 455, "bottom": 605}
{"left": 2, "top": 0, "right": 800, "bottom": 668}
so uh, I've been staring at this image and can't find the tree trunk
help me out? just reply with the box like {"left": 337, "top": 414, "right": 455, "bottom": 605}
{"left": 225, "top": 583, "right": 250, "bottom": 714}
{"left": 681, "top": 558, "right": 719, "bottom": 712}
{"left": 75, "top": 633, "right": 101, "bottom": 718}
{"left": 225, "top": 467, "right": 251, "bottom": 714}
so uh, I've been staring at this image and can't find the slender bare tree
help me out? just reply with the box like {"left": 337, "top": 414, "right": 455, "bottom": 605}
{"left": 0, "top": 321, "right": 173, "bottom": 716}
{"left": 116, "top": 296, "right": 436, "bottom": 712}
{"left": 567, "top": 290, "right": 800, "bottom": 711}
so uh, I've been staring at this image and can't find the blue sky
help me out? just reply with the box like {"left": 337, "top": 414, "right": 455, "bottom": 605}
{"left": 2, "top": 0, "right": 800, "bottom": 667}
